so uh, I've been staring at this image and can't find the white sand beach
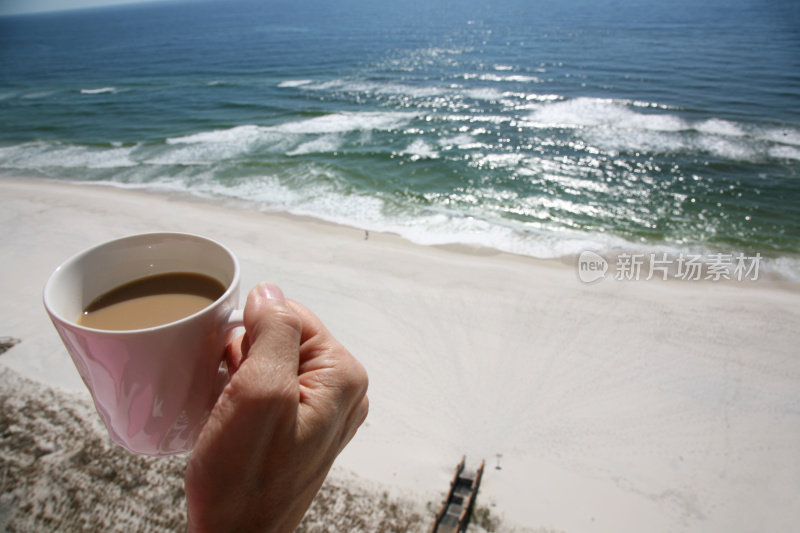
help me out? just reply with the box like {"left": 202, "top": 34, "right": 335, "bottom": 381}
{"left": 1, "top": 177, "right": 799, "bottom": 532}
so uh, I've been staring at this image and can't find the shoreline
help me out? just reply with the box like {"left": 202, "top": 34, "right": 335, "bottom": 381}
{"left": 20, "top": 176, "right": 569, "bottom": 265}
{"left": 8, "top": 175, "right": 800, "bottom": 286}
{"left": 2, "top": 176, "right": 799, "bottom": 532}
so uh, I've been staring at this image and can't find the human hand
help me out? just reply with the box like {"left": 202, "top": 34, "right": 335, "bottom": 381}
{"left": 185, "top": 283, "right": 369, "bottom": 533}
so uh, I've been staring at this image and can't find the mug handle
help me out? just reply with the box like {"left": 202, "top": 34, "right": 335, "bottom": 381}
{"left": 214, "top": 308, "right": 246, "bottom": 398}
{"left": 225, "top": 308, "right": 244, "bottom": 330}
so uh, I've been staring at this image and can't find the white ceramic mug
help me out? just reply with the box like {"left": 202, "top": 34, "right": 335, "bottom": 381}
{"left": 43, "top": 232, "right": 243, "bottom": 455}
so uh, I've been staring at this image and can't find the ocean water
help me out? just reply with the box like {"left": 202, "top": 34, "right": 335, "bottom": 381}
{"left": 1, "top": 0, "right": 799, "bottom": 275}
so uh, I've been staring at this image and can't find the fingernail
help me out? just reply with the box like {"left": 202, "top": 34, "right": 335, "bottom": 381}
{"left": 259, "top": 283, "right": 285, "bottom": 302}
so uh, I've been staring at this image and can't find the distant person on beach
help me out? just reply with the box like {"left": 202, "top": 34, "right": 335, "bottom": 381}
{"left": 184, "top": 283, "right": 369, "bottom": 532}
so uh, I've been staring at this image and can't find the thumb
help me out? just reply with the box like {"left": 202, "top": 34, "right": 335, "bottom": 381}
{"left": 240, "top": 283, "right": 303, "bottom": 380}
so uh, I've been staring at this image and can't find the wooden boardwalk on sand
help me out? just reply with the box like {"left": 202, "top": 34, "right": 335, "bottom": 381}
{"left": 430, "top": 457, "right": 485, "bottom": 533}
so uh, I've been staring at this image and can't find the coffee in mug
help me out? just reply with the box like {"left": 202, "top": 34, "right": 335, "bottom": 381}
{"left": 77, "top": 272, "right": 227, "bottom": 331}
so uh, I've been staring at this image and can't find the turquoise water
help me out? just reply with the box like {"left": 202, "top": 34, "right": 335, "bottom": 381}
{"left": 1, "top": 0, "right": 799, "bottom": 273}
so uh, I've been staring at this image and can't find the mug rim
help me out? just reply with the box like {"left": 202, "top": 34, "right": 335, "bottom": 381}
{"left": 43, "top": 232, "right": 240, "bottom": 335}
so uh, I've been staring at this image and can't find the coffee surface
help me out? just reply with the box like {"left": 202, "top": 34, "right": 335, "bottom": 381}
{"left": 77, "top": 272, "right": 226, "bottom": 330}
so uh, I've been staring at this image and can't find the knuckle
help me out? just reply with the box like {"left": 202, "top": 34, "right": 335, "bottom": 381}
{"left": 277, "top": 305, "right": 303, "bottom": 332}
{"left": 228, "top": 367, "right": 298, "bottom": 413}
{"left": 338, "top": 354, "right": 369, "bottom": 400}
{"left": 265, "top": 305, "right": 303, "bottom": 341}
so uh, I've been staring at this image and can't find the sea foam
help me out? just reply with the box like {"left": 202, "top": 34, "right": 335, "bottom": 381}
{"left": 277, "top": 79, "right": 313, "bottom": 88}
{"left": 80, "top": 87, "right": 116, "bottom": 95}
{"left": 529, "top": 97, "right": 688, "bottom": 132}
{"left": 271, "top": 111, "right": 415, "bottom": 135}
{"left": 159, "top": 112, "right": 415, "bottom": 163}
{"left": 524, "top": 97, "right": 799, "bottom": 162}
{"left": 167, "top": 124, "right": 266, "bottom": 145}
{"left": 0, "top": 142, "right": 137, "bottom": 169}
{"left": 287, "top": 134, "right": 345, "bottom": 156}
{"left": 400, "top": 139, "right": 440, "bottom": 160}
{"left": 696, "top": 118, "right": 746, "bottom": 137}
